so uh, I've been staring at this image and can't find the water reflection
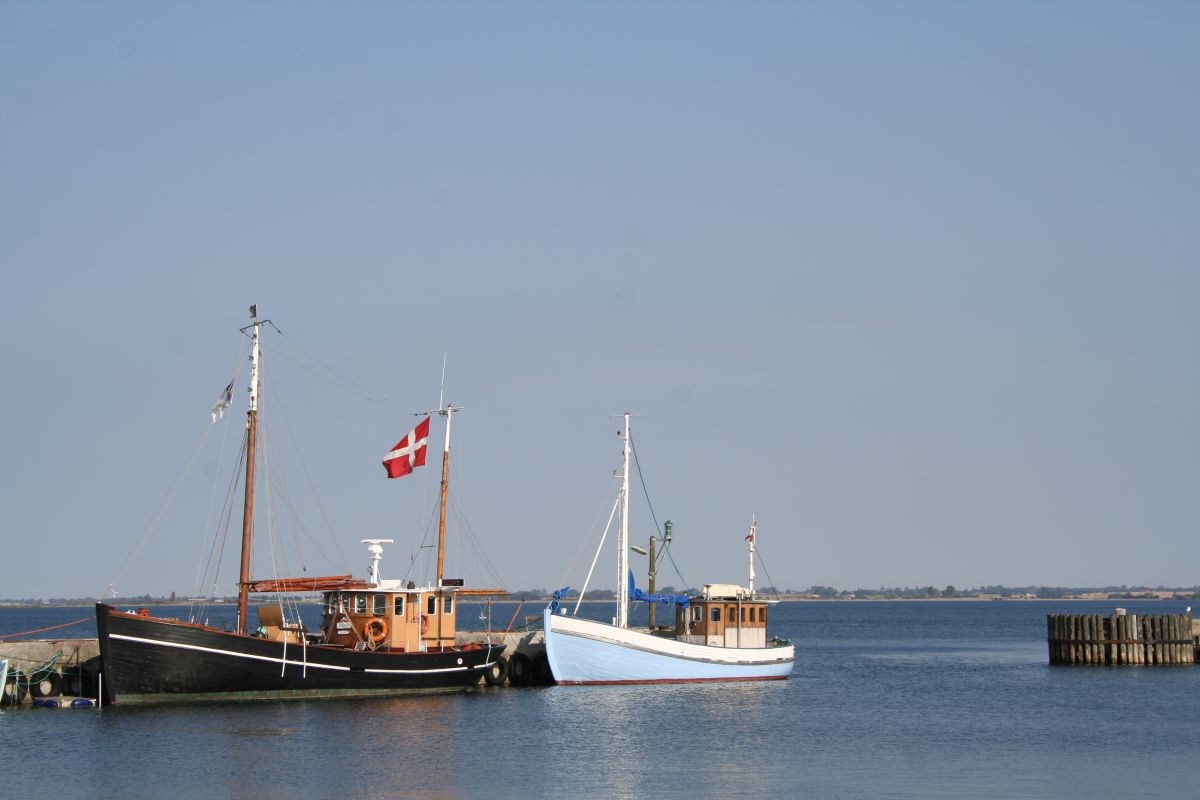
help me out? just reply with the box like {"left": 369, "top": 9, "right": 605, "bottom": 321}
{"left": 5, "top": 600, "right": 1200, "bottom": 800}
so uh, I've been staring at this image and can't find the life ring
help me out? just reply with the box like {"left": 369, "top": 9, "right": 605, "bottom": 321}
{"left": 363, "top": 617, "right": 388, "bottom": 645}
{"left": 136, "top": 608, "right": 151, "bottom": 617}
{"left": 420, "top": 614, "right": 429, "bottom": 635}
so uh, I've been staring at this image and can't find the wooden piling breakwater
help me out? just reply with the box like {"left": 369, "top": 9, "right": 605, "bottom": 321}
{"left": 1047, "top": 611, "right": 1196, "bottom": 665}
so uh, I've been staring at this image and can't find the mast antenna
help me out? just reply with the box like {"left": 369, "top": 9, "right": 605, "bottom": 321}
{"left": 438, "top": 354, "right": 447, "bottom": 412}
{"left": 747, "top": 514, "right": 757, "bottom": 598}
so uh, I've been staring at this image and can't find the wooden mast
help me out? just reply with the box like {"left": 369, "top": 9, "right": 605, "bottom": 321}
{"left": 433, "top": 405, "right": 457, "bottom": 644}
{"left": 236, "top": 305, "right": 261, "bottom": 635}
{"left": 436, "top": 410, "right": 451, "bottom": 586}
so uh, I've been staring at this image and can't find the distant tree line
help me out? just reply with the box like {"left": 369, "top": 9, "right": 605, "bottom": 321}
{"left": 5, "top": 584, "right": 1198, "bottom": 605}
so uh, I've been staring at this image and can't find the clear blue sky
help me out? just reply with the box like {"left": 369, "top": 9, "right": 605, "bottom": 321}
{"left": 1, "top": 2, "right": 1197, "bottom": 599}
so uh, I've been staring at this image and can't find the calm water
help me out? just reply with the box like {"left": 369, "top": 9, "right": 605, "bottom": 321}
{"left": 2, "top": 599, "right": 1198, "bottom": 799}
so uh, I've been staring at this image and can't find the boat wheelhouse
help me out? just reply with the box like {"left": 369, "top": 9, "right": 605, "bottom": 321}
{"left": 676, "top": 584, "right": 778, "bottom": 649}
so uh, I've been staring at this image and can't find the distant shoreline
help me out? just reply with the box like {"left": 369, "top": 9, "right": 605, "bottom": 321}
{"left": 2, "top": 594, "right": 1195, "bottom": 609}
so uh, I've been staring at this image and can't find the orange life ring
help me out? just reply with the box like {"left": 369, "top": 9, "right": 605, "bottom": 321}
{"left": 136, "top": 608, "right": 151, "bottom": 617}
{"left": 364, "top": 617, "right": 388, "bottom": 645}
{"left": 420, "top": 613, "right": 429, "bottom": 635}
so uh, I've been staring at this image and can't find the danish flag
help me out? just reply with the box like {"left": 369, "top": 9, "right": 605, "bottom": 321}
{"left": 382, "top": 416, "right": 431, "bottom": 478}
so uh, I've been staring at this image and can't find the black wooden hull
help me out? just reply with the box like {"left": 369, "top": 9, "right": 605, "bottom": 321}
{"left": 95, "top": 603, "right": 503, "bottom": 705}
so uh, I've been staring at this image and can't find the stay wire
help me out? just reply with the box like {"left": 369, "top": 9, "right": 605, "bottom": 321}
{"left": 108, "top": 417, "right": 218, "bottom": 598}
{"left": 263, "top": 331, "right": 389, "bottom": 404}
{"left": 630, "top": 433, "right": 691, "bottom": 592}
{"left": 194, "top": 350, "right": 243, "bottom": 604}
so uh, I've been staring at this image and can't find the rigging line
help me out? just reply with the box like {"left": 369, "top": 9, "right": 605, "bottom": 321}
{"left": 629, "top": 432, "right": 690, "bottom": 591}
{"left": 260, "top": 402, "right": 325, "bottom": 589}
{"left": 262, "top": 333, "right": 389, "bottom": 404}
{"left": 400, "top": 501, "right": 441, "bottom": 586}
{"left": 260, "top": 387, "right": 304, "bottom": 579}
{"left": 108, "top": 418, "right": 218, "bottom": 597}
{"left": 629, "top": 432, "right": 662, "bottom": 536}
{"left": 262, "top": 372, "right": 349, "bottom": 573}
{"left": 194, "top": 361, "right": 243, "bottom": 600}
{"left": 558, "top": 476, "right": 621, "bottom": 590}
{"left": 444, "top": 444, "right": 506, "bottom": 590}
{"left": 191, "top": 435, "right": 245, "bottom": 616}
{"left": 664, "top": 547, "right": 692, "bottom": 595}
{"left": 574, "top": 492, "right": 621, "bottom": 614}
{"left": 755, "top": 550, "right": 781, "bottom": 600}
{"left": 448, "top": 500, "right": 506, "bottom": 590}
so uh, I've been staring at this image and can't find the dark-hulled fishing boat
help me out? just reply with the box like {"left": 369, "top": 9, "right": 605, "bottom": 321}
{"left": 96, "top": 306, "right": 505, "bottom": 704}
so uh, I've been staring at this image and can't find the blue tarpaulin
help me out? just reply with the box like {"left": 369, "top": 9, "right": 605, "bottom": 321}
{"left": 628, "top": 572, "right": 690, "bottom": 606}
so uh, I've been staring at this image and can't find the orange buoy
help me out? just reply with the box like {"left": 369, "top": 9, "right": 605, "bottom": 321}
{"left": 364, "top": 617, "right": 388, "bottom": 645}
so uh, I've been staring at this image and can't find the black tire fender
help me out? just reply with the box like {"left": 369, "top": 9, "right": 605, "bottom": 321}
{"left": 31, "top": 670, "right": 62, "bottom": 698}
{"left": 508, "top": 652, "right": 533, "bottom": 686}
{"left": 483, "top": 655, "right": 509, "bottom": 686}
{"left": 2, "top": 674, "right": 28, "bottom": 706}
{"left": 532, "top": 651, "right": 553, "bottom": 685}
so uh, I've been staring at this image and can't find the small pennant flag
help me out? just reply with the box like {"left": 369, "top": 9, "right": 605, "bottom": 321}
{"left": 211, "top": 380, "right": 234, "bottom": 423}
{"left": 383, "top": 416, "right": 431, "bottom": 478}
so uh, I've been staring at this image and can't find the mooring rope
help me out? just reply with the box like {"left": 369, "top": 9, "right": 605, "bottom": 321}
{"left": 0, "top": 616, "right": 91, "bottom": 640}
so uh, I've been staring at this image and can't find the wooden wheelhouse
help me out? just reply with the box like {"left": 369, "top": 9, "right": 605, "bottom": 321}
{"left": 313, "top": 582, "right": 498, "bottom": 652}
{"left": 675, "top": 583, "right": 773, "bottom": 648}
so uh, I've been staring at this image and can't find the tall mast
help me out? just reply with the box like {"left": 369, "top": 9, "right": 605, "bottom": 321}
{"left": 236, "top": 305, "right": 261, "bottom": 635}
{"left": 616, "top": 412, "right": 631, "bottom": 628}
{"left": 435, "top": 404, "right": 458, "bottom": 587}
{"left": 747, "top": 514, "right": 757, "bottom": 598}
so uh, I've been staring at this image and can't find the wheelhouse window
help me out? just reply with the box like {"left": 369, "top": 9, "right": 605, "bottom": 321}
{"left": 710, "top": 607, "right": 721, "bottom": 622}
{"left": 393, "top": 595, "right": 405, "bottom": 616}
{"left": 691, "top": 606, "right": 702, "bottom": 622}
{"left": 354, "top": 594, "right": 367, "bottom": 614}
{"left": 427, "top": 595, "right": 437, "bottom": 615}
{"left": 372, "top": 594, "right": 386, "bottom": 615}
{"left": 443, "top": 594, "right": 453, "bottom": 615}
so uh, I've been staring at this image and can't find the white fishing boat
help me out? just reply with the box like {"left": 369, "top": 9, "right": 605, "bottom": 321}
{"left": 542, "top": 413, "right": 795, "bottom": 685}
